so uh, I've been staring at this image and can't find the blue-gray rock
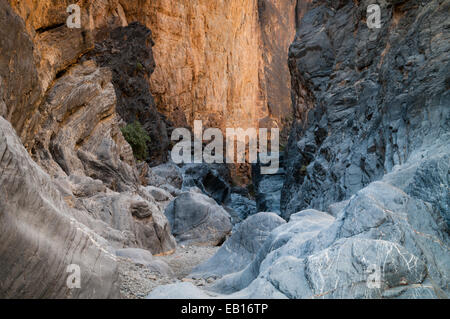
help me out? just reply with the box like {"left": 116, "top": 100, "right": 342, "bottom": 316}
{"left": 191, "top": 213, "right": 286, "bottom": 279}
{"left": 0, "top": 117, "right": 120, "bottom": 298}
{"left": 164, "top": 191, "right": 233, "bottom": 246}
{"left": 282, "top": 0, "right": 450, "bottom": 221}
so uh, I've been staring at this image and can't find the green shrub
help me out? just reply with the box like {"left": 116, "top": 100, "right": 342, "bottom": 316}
{"left": 120, "top": 121, "right": 151, "bottom": 161}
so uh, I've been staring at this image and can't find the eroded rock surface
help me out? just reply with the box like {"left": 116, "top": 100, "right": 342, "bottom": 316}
{"left": 191, "top": 213, "right": 286, "bottom": 279}
{"left": 84, "top": 22, "right": 172, "bottom": 165}
{"left": 282, "top": 0, "right": 450, "bottom": 219}
{"left": 0, "top": 117, "right": 120, "bottom": 298}
{"left": 165, "top": 191, "right": 233, "bottom": 246}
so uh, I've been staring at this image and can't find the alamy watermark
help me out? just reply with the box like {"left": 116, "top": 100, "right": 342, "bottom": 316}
{"left": 65, "top": 3, "right": 381, "bottom": 30}
{"left": 367, "top": 4, "right": 382, "bottom": 29}
{"left": 366, "top": 264, "right": 382, "bottom": 289}
{"left": 171, "top": 121, "right": 280, "bottom": 175}
{"left": 66, "top": 4, "right": 81, "bottom": 29}
{"left": 66, "top": 264, "right": 81, "bottom": 289}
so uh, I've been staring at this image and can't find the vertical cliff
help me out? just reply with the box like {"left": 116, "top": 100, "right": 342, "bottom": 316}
{"left": 282, "top": 0, "right": 450, "bottom": 220}
{"left": 119, "top": 0, "right": 303, "bottom": 132}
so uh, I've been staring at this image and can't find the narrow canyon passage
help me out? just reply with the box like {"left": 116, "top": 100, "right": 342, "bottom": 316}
{"left": 0, "top": 0, "right": 448, "bottom": 300}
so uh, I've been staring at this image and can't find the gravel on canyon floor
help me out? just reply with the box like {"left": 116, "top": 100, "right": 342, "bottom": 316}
{"left": 119, "top": 245, "right": 219, "bottom": 299}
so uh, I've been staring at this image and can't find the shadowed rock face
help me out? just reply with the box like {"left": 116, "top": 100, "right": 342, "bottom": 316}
{"left": 0, "top": 117, "right": 120, "bottom": 299}
{"left": 258, "top": 0, "right": 300, "bottom": 139}
{"left": 282, "top": 0, "right": 450, "bottom": 219}
{"left": 85, "top": 22, "right": 172, "bottom": 166}
{"left": 164, "top": 191, "right": 232, "bottom": 246}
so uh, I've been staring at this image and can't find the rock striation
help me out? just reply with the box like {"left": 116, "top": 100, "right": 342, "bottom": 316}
{"left": 191, "top": 213, "right": 286, "bottom": 279}
{"left": 147, "top": 0, "right": 450, "bottom": 300}
{"left": 282, "top": 0, "right": 450, "bottom": 220}
{"left": 164, "top": 190, "right": 233, "bottom": 246}
{"left": 0, "top": 117, "right": 120, "bottom": 298}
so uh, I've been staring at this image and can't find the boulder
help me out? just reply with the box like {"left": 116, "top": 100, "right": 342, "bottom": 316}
{"left": 211, "top": 209, "right": 336, "bottom": 295}
{"left": 214, "top": 155, "right": 450, "bottom": 298}
{"left": 165, "top": 191, "right": 232, "bottom": 246}
{"left": 191, "top": 213, "right": 286, "bottom": 278}
{"left": 81, "top": 192, "right": 176, "bottom": 255}
{"left": 145, "top": 186, "right": 174, "bottom": 202}
{"left": 148, "top": 162, "right": 183, "bottom": 189}
{"left": 151, "top": 157, "right": 450, "bottom": 298}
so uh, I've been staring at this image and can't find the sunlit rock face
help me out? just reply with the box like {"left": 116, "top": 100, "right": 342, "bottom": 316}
{"left": 258, "top": 0, "right": 299, "bottom": 139}
{"left": 6, "top": 0, "right": 303, "bottom": 145}
{"left": 121, "top": 0, "right": 268, "bottom": 130}
{"left": 119, "top": 0, "right": 312, "bottom": 132}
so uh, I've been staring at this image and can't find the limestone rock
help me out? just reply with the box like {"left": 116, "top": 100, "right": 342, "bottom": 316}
{"left": 150, "top": 156, "right": 450, "bottom": 298}
{"left": 282, "top": 0, "right": 450, "bottom": 219}
{"left": 191, "top": 213, "right": 286, "bottom": 279}
{"left": 149, "top": 162, "right": 183, "bottom": 189}
{"left": 81, "top": 191, "right": 176, "bottom": 255}
{"left": 165, "top": 191, "right": 232, "bottom": 246}
{"left": 84, "top": 22, "right": 171, "bottom": 165}
{"left": 31, "top": 60, "right": 139, "bottom": 192}
{"left": 0, "top": 116, "right": 120, "bottom": 298}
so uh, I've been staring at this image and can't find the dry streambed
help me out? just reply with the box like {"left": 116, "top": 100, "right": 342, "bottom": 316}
{"left": 119, "top": 245, "right": 219, "bottom": 299}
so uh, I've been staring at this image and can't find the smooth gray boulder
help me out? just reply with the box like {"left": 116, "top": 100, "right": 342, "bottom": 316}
{"left": 165, "top": 191, "right": 232, "bottom": 246}
{"left": 116, "top": 248, "right": 173, "bottom": 276}
{"left": 148, "top": 162, "right": 183, "bottom": 189}
{"left": 0, "top": 117, "right": 120, "bottom": 298}
{"left": 211, "top": 209, "right": 336, "bottom": 295}
{"left": 191, "top": 213, "right": 286, "bottom": 278}
{"left": 81, "top": 191, "right": 177, "bottom": 255}
{"left": 216, "top": 161, "right": 450, "bottom": 298}
{"left": 151, "top": 153, "right": 449, "bottom": 299}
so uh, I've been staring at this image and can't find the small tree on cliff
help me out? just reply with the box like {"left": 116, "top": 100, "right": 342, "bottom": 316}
{"left": 120, "top": 121, "right": 151, "bottom": 161}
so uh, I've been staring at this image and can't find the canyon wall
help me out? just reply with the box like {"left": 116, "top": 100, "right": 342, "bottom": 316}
{"left": 1, "top": 0, "right": 302, "bottom": 298}
{"left": 122, "top": 0, "right": 265, "bottom": 130}
{"left": 5, "top": 0, "right": 304, "bottom": 145}
{"left": 121, "top": 0, "right": 301, "bottom": 131}
{"left": 282, "top": 0, "right": 450, "bottom": 219}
